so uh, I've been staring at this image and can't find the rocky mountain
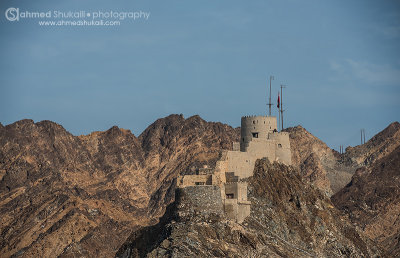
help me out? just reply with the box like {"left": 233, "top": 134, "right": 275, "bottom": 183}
{"left": 287, "top": 122, "right": 400, "bottom": 256}
{"left": 332, "top": 144, "right": 400, "bottom": 257}
{"left": 117, "top": 159, "right": 380, "bottom": 257}
{"left": 0, "top": 115, "right": 239, "bottom": 257}
{"left": 343, "top": 122, "right": 400, "bottom": 166}
{"left": 286, "top": 122, "right": 400, "bottom": 196}
{"left": 285, "top": 126, "right": 356, "bottom": 196}
{"left": 1, "top": 115, "right": 398, "bottom": 257}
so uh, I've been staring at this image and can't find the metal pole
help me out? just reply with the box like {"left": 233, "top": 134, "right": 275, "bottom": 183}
{"left": 278, "top": 91, "right": 280, "bottom": 131}
{"left": 281, "top": 86, "right": 283, "bottom": 130}
{"left": 269, "top": 76, "right": 274, "bottom": 116}
{"left": 280, "top": 85, "right": 286, "bottom": 130}
{"left": 361, "top": 129, "right": 363, "bottom": 145}
{"left": 363, "top": 129, "right": 366, "bottom": 144}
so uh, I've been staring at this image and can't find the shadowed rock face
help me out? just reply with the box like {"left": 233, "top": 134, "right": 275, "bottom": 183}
{"left": 332, "top": 145, "right": 400, "bottom": 257}
{"left": 117, "top": 159, "right": 380, "bottom": 257}
{"left": 0, "top": 115, "right": 239, "bottom": 257}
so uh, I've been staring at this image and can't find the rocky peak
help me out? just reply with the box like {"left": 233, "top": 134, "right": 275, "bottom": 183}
{"left": 284, "top": 125, "right": 339, "bottom": 195}
{"left": 285, "top": 125, "right": 332, "bottom": 167}
{"left": 344, "top": 121, "right": 400, "bottom": 166}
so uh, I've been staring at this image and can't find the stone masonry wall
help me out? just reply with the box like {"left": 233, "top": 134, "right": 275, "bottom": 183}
{"left": 175, "top": 186, "right": 223, "bottom": 220}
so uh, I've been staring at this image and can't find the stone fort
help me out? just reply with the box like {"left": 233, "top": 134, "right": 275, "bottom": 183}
{"left": 177, "top": 115, "right": 292, "bottom": 223}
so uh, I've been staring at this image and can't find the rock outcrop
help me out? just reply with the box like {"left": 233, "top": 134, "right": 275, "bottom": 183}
{"left": 117, "top": 159, "right": 380, "bottom": 257}
{"left": 285, "top": 126, "right": 356, "bottom": 196}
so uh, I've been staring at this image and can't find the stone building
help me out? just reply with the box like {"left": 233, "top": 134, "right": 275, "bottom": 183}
{"left": 177, "top": 115, "right": 291, "bottom": 223}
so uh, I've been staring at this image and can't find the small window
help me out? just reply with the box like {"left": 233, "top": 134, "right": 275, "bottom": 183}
{"left": 253, "top": 121, "right": 255, "bottom": 124}
{"left": 242, "top": 138, "right": 245, "bottom": 142}
{"left": 270, "top": 126, "right": 271, "bottom": 129}
{"left": 278, "top": 144, "right": 282, "bottom": 148}
{"left": 195, "top": 182, "right": 205, "bottom": 185}
{"left": 264, "top": 121, "right": 265, "bottom": 124}
{"left": 226, "top": 194, "right": 234, "bottom": 199}
{"left": 252, "top": 132, "right": 259, "bottom": 138}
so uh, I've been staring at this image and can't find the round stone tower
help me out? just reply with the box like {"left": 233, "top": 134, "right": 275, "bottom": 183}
{"left": 240, "top": 115, "right": 277, "bottom": 151}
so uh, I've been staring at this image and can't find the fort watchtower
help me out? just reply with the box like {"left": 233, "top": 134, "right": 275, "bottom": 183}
{"left": 240, "top": 115, "right": 277, "bottom": 151}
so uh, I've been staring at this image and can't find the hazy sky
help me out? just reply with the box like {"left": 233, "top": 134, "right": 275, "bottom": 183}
{"left": 1, "top": 0, "right": 399, "bottom": 150}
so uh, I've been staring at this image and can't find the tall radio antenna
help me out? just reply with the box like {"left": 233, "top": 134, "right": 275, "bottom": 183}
{"left": 268, "top": 75, "right": 274, "bottom": 116}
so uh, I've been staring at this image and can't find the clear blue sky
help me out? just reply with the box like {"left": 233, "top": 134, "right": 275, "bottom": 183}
{"left": 1, "top": 0, "right": 399, "bottom": 150}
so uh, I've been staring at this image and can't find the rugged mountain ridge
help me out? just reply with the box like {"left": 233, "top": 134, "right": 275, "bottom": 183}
{"left": 0, "top": 115, "right": 239, "bottom": 257}
{"left": 1, "top": 116, "right": 398, "bottom": 257}
{"left": 343, "top": 121, "right": 400, "bottom": 166}
{"left": 117, "top": 159, "right": 380, "bottom": 257}
{"left": 332, "top": 144, "right": 400, "bottom": 257}
{"left": 287, "top": 122, "right": 400, "bottom": 257}
{"left": 286, "top": 122, "right": 400, "bottom": 196}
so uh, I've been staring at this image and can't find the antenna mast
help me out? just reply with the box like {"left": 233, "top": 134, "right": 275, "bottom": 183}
{"left": 280, "top": 85, "right": 286, "bottom": 130}
{"left": 277, "top": 91, "right": 280, "bottom": 131}
{"left": 360, "top": 129, "right": 366, "bottom": 144}
{"left": 268, "top": 75, "right": 274, "bottom": 116}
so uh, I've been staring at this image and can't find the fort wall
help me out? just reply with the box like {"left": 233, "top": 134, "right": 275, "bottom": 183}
{"left": 177, "top": 174, "right": 213, "bottom": 187}
{"left": 175, "top": 186, "right": 223, "bottom": 218}
{"left": 269, "top": 132, "right": 292, "bottom": 165}
{"left": 226, "top": 151, "right": 255, "bottom": 179}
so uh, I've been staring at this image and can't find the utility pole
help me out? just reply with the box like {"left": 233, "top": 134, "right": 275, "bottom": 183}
{"left": 360, "top": 129, "right": 366, "bottom": 145}
{"left": 280, "top": 85, "right": 286, "bottom": 130}
{"left": 361, "top": 129, "right": 362, "bottom": 145}
{"left": 363, "top": 129, "right": 366, "bottom": 144}
{"left": 268, "top": 76, "right": 274, "bottom": 116}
